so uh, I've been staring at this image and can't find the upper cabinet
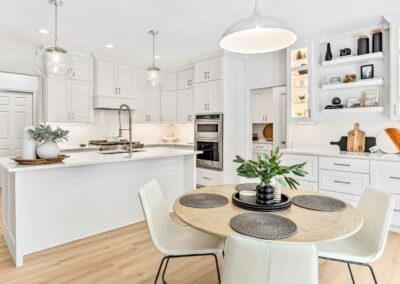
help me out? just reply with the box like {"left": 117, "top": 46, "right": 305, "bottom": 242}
{"left": 194, "top": 57, "right": 222, "bottom": 84}
{"left": 252, "top": 89, "right": 273, "bottom": 123}
{"left": 287, "top": 41, "right": 315, "bottom": 123}
{"left": 177, "top": 89, "right": 194, "bottom": 123}
{"left": 160, "top": 90, "right": 177, "bottom": 123}
{"left": 194, "top": 80, "right": 223, "bottom": 113}
{"left": 133, "top": 87, "right": 160, "bottom": 124}
{"left": 161, "top": 72, "right": 177, "bottom": 91}
{"left": 389, "top": 20, "right": 400, "bottom": 119}
{"left": 46, "top": 53, "right": 93, "bottom": 82}
{"left": 177, "top": 69, "right": 194, "bottom": 89}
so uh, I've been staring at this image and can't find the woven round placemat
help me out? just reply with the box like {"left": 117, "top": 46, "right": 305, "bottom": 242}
{"left": 235, "top": 183, "right": 258, "bottom": 191}
{"left": 179, "top": 193, "right": 229, "bottom": 208}
{"left": 230, "top": 213, "right": 297, "bottom": 240}
{"left": 291, "top": 195, "right": 346, "bottom": 212}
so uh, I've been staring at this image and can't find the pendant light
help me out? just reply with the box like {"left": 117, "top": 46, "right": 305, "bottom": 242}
{"left": 46, "top": 0, "right": 67, "bottom": 74}
{"left": 220, "top": 0, "right": 297, "bottom": 54}
{"left": 147, "top": 30, "right": 162, "bottom": 89}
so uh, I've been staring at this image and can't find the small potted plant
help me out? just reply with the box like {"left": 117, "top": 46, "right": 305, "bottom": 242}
{"left": 233, "top": 148, "right": 307, "bottom": 205}
{"left": 28, "top": 124, "right": 69, "bottom": 159}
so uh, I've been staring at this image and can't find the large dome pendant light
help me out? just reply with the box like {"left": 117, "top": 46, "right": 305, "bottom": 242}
{"left": 46, "top": 0, "right": 67, "bottom": 74}
{"left": 220, "top": 0, "right": 297, "bottom": 54}
{"left": 146, "top": 30, "right": 162, "bottom": 89}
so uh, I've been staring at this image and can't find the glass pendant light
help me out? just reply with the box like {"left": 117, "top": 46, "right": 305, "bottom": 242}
{"left": 46, "top": 0, "right": 67, "bottom": 74}
{"left": 146, "top": 30, "right": 162, "bottom": 89}
{"left": 220, "top": 0, "right": 297, "bottom": 54}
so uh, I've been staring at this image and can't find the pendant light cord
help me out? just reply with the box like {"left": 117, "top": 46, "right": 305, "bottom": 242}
{"left": 54, "top": 2, "right": 58, "bottom": 47}
{"left": 152, "top": 32, "right": 155, "bottom": 67}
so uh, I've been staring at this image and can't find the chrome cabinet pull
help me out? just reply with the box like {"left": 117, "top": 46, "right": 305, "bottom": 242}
{"left": 115, "top": 87, "right": 118, "bottom": 94}
{"left": 333, "top": 163, "right": 351, "bottom": 167}
{"left": 334, "top": 180, "right": 351, "bottom": 184}
{"left": 389, "top": 176, "right": 400, "bottom": 180}
{"left": 203, "top": 176, "right": 211, "bottom": 180}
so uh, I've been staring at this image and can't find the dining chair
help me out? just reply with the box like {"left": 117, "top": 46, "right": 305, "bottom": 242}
{"left": 139, "top": 180, "right": 224, "bottom": 284}
{"left": 221, "top": 234, "right": 319, "bottom": 284}
{"left": 318, "top": 186, "right": 396, "bottom": 284}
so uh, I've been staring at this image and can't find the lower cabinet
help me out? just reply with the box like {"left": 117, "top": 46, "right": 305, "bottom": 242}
{"left": 196, "top": 168, "right": 222, "bottom": 187}
{"left": 281, "top": 154, "right": 319, "bottom": 183}
{"left": 319, "top": 189, "right": 360, "bottom": 208}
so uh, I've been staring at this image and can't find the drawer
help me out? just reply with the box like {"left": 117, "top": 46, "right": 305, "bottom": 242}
{"left": 319, "top": 156, "right": 369, "bottom": 174}
{"left": 252, "top": 143, "right": 273, "bottom": 152}
{"left": 196, "top": 169, "right": 222, "bottom": 186}
{"left": 281, "top": 154, "right": 318, "bottom": 183}
{"left": 319, "top": 169, "right": 369, "bottom": 196}
{"left": 370, "top": 161, "right": 400, "bottom": 195}
{"left": 319, "top": 189, "right": 360, "bottom": 208}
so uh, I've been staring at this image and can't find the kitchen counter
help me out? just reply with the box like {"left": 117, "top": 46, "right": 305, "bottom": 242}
{"left": 281, "top": 148, "right": 400, "bottom": 162}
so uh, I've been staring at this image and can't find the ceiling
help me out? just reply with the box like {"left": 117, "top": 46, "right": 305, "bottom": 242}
{"left": 0, "top": 0, "right": 399, "bottom": 68}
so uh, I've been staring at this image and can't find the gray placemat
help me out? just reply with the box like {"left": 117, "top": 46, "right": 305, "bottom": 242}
{"left": 235, "top": 183, "right": 258, "bottom": 191}
{"left": 230, "top": 213, "right": 297, "bottom": 240}
{"left": 179, "top": 193, "right": 229, "bottom": 208}
{"left": 292, "top": 195, "right": 346, "bottom": 212}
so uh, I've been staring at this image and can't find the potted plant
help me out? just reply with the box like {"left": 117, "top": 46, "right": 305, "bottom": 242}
{"left": 28, "top": 124, "right": 69, "bottom": 159}
{"left": 233, "top": 148, "right": 307, "bottom": 205}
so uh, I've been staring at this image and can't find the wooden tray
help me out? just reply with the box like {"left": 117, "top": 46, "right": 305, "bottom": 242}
{"left": 232, "top": 192, "right": 291, "bottom": 212}
{"left": 11, "top": 155, "right": 70, "bottom": 165}
{"left": 263, "top": 123, "right": 273, "bottom": 141}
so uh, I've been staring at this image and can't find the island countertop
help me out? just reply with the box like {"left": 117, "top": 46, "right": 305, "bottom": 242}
{"left": 0, "top": 147, "right": 200, "bottom": 173}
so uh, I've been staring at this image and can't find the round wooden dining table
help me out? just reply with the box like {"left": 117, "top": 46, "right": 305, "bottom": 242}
{"left": 173, "top": 184, "right": 364, "bottom": 243}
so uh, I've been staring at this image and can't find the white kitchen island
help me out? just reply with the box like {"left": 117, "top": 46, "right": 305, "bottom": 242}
{"left": 0, "top": 148, "right": 197, "bottom": 267}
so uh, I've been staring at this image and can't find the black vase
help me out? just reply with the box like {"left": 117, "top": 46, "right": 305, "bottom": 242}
{"left": 325, "top": 43, "right": 333, "bottom": 61}
{"left": 358, "top": 36, "right": 369, "bottom": 55}
{"left": 256, "top": 185, "right": 275, "bottom": 205}
{"left": 372, "top": 30, "right": 382, "bottom": 53}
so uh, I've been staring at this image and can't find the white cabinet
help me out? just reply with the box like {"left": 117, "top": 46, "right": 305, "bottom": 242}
{"left": 177, "top": 69, "right": 194, "bottom": 89}
{"left": 252, "top": 89, "right": 273, "bottom": 123}
{"left": 117, "top": 65, "right": 136, "bottom": 97}
{"left": 160, "top": 91, "right": 177, "bottom": 123}
{"left": 196, "top": 168, "right": 223, "bottom": 186}
{"left": 194, "top": 80, "right": 223, "bottom": 113}
{"left": 389, "top": 20, "right": 400, "bottom": 119}
{"left": 252, "top": 142, "right": 273, "bottom": 160}
{"left": 69, "top": 54, "right": 93, "bottom": 82}
{"left": 161, "top": 72, "right": 177, "bottom": 91}
{"left": 281, "top": 154, "right": 319, "bottom": 183}
{"left": 133, "top": 88, "right": 160, "bottom": 123}
{"left": 46, "top": 78, "right": 92, "bottom": 123}
{"left": 194, "top": 57, "right": 222, "bottom": 84}
{"left": 370, "top": 161, "right": 400, "bottom": 208}
{"left": 319, "top": 157, "right": 370, "bottom": 174}
{"left": 177, "top": 89, "right": 194, "bottom": 123}
{"left": 319, "top": 169, "right": 369, "bottom": 196}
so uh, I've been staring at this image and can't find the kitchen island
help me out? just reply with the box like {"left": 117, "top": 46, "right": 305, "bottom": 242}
{"left": 0, "top": 148, "right": 197, "bottom": 267}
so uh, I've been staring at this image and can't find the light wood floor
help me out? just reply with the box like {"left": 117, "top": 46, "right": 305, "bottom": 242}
{"left": 0, "top": 199, "right": 399, "bottom": 283}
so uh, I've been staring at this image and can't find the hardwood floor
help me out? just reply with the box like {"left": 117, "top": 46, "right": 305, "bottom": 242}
{"left": 0, "top": 194, "right": 399, "bottom": 284}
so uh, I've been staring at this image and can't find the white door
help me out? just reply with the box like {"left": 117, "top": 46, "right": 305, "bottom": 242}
{"left": 70, "top": 81, "right": 92, "bottom": 122}
{"left": 47, "top": 78, "right": 70, "bottom": 123}
{"left": 208, "top": 80, "right": 223, "bottom": 113}
{"left": 96, "top": 60, "right": 117, "bottom": 96}
{"left": 160, "top": 91, "right": 177, "bottom": 123}
{"left": 0, "top": 92, "right": 33, "bottom": 157}
{"left": 177, "top": 89, "right": 194, "bottom": 123}
{"left": 70, "top": 55, "right": 92, "bottom": 81}
{"left": 117, "top": 65, "right": 135, "bottom": 97}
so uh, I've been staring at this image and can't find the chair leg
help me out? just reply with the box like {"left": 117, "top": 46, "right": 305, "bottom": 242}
{"left": 347, "top": 263, "right": 355, "bottom": 284}
{"left": 161, "top": 257, "right": 170, "bottom": 284}
{"left": 365, "top": 264, "right": 378, "bottom": 284}
{"left": 212, "top": 253, "right": 221, "bottom": 284}
{"left": 154, "top": 256, "right": 168, "bottom": 284}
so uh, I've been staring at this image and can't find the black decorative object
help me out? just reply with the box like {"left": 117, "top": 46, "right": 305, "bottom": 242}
{"left": 256, "top": 185, "right": 274, "bottom": 205}
{"left": 361, "top": 64, "right": 374, "bottom": 79}
{"left": 340, "top": 48, "right": 351, "bottom": 56}
{"left": 325, "top": 42, "right": 333, "bottom": 61}
{"left": 357, "top": 35, "right": 370, "bottom": 55}
{"left": 332, "top": 97, "right": 341, "bottom": 105}
{"left": 330, "top": 136, "right": 376, "bottom": 152}
{"left": 372, "top": 29, "right": 383, "bottom": 53}
{"left": 232, "top": 192, "right": 291, "bottom": 212}
{"left": 325, "top": 105, "right": 344, "bottom": 109}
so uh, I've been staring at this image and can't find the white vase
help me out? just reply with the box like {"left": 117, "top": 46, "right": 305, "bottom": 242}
{"left": 273, "top": 186, "right": 282, "bottom": 203}
{"left": 36, "top": 142, "right": 60, "bottom": 159}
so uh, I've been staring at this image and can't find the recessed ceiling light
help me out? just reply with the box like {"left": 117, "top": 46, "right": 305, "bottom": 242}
{"left": 155, "top": 55, "right": 160, "bottom": 59}
{"left": 38, "top": 28, "right": 49, "bottom": 34}
{"left": 106, "top": 44, "right": 114, "bottom": 48}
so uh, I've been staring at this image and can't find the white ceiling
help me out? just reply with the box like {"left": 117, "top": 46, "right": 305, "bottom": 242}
{"left": 0, "top": 0, "right": 399, "bottom": 67}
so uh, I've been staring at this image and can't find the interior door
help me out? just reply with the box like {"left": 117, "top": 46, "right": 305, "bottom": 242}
{"left": 117, "top": 65, "right": 135, "bottom": 97}
{"left": 96, "top": 60, "right": 117, "bottom": 96}
{"left": 0, "top": 92, "right": 33, "bottom": 157}
{"left": 47, "top": 78, "right": 70, "bottom": 123}
{"left": 70, "top": 81, "right": 92, "bottom": 122}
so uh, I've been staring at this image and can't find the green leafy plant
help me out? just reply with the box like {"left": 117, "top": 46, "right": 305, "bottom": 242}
{"left": 28, "top": 124, "right": 69, "bottom": 144}
{"left": 233, "top": 147, "right": 307, "bottom": 189}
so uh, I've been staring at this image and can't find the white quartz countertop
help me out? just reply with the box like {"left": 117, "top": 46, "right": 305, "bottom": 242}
{"left": 0, "top": 148, "right": 199, "bottom": 173}
{"left": 281, "top": 148, "right": 400, "bottom": 162}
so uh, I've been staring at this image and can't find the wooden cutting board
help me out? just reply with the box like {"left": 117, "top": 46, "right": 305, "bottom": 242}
{"left": 370, "top": 128, "right": 400, "bottom": 154}
{"left": 347, "top": 123, "right": 366, "bottom": 152}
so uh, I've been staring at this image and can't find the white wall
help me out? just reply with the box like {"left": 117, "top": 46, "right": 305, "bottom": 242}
{"left": 0, "top": 42, "right": 38, "bottom": 75}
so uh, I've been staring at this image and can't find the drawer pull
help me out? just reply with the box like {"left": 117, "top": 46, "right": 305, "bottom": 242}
{"left": 334, "top": 180, "right": 351, "bottom": 185}
{"left": 390, "top": 176, "right": 400, "bottom": 180}
{"left": 333, "top": 163, "right": 351, "bottom": 167}
{"left": 203, "top": 177, "right": 212, "bottom": 180}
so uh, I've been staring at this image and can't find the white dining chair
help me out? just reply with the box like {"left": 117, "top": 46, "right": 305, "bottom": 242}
{"left": 318, "top": 186, "right": 396, "bottom": 284}
{"left": 221, "top": 234, "right": 319, "bottom": 284}
{"left": 139, "top": 180, "right": 225, "bottom": 284}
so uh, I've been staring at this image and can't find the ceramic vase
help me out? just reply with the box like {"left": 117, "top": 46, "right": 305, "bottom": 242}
{"left": 36, "top": 141, "right": 60, "bottom": 159}
{"left": 273, "top": 186, "right": 282, "bottom": 203}
{"left": 325, "top": 43, "right": 333, "bottom": 61}
{"left": 256, "top": 185, "right": 275, "bottom": 205}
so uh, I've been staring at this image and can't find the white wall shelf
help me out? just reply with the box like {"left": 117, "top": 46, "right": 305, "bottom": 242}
{"left": 321, "top": 52, "right": 384, "bottom": 67}
{"left": 322, "top": 106, "right": 383, "bottom": 114}
{"left": 322, "top": 78, "right": 384, "bottom": 90}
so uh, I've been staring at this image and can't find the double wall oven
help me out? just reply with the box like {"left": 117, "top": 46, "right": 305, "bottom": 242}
{"left": 194, "top": 113, "right": 223, "bottom": 171}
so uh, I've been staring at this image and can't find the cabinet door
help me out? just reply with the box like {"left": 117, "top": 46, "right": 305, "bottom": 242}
{"left": 252, "top": 90, "right": 272, "bottom": 123}
{"left": 194, "top": 61, "right": 206, "bottom": 84}
{"left": 117, "top": 65, "right": 135, "bottom": 97}
{"left": 177, "top": 69, "right": 194, "bottom": 89}
{"left": 133, "top": 88, "right": 147, "bottom": 123}
{"left": 134, "top": 69, "right": 148, "bottom": 89}
{"left": 194, "top": 83, "right": 208, "bottom": 113}
{"left": 147, "top": 88, "right": 160, "bottom": 123}
{"left": 70, "top": 55, "right": 92, "bottom": 81}
{"left": 96, "top": 60, "right": 118, "bottom": 96}
{"left": 46, "top": 78, "right": 70, "bottom": 123}
{"left": 70, "top": 81, "right": 92, "bottom": 122}
{"left": 161, "top": 72, "right": 177, "bottom": 91}
{"left": 177, "top": 89, "right": 194, "bottom": 123}
{"left": 160, "top": 91, "right": 177, "bottom": 123}
{"left": 207, "top": 57, "right": 222, "bottom": 81}
{"left": 207, "top": 80, "right": 223, "bottom": 113}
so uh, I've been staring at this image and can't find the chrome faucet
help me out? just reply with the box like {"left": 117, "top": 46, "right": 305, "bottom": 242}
{"left": 118, "top": 104, "right": 133, "bottom": 158}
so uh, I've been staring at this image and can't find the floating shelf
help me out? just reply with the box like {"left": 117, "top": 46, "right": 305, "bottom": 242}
{"left": 322, "top": 78, "right": 384, "bottom": 90}
{"left": 321, "top": 52, "right": 384, "bottom": 67}
{"left": 322, "top": 106, "right": 384, "bottom": 114}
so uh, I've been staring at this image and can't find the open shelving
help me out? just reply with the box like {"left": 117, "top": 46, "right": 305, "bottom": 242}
{"left": 321, "top": 52, "right": 384, "bottom": 67}
{"left": 322, "top": 106, "right": 384, "bottom": 114}
{"left": 322, "top": 78, "right": 384, "bottom": 90}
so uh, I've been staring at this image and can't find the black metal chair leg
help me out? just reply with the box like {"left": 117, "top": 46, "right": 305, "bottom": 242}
{"left": 154, "top": 256, "right": 168, "bottom": 284}
{"left": 347, "top": 263, "right": 355, "bottom": 284}
{"left": 161, "top": 257, "right": 170, "bottom": 284}
{"left": 212, "top": 254, "right": 221, "bottom": 284}
{"left": 366, "top": 264, "right": 378, "bottom": 284}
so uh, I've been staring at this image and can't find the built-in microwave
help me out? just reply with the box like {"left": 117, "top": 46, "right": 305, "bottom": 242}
{"left": 195, "top": 138, "right": 223, "bottom": 171}
{"left": 194, "top": 113, "right": 223, "bottom": 139}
